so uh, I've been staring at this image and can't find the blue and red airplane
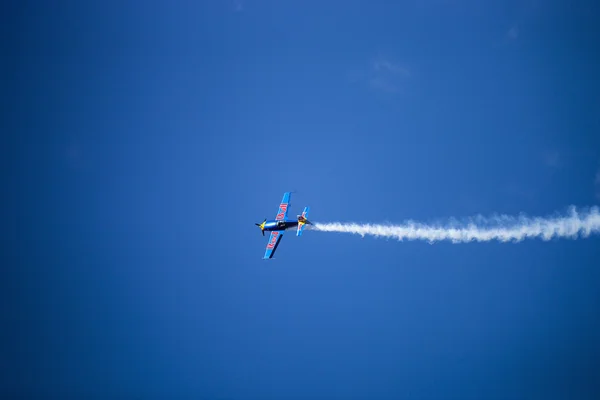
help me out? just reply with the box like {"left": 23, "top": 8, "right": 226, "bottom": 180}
{"left": 255, "top": 192, "right": 311, "bottom": 259}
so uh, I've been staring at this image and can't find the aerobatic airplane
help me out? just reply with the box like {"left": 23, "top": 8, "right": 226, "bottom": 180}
{"left": 255, "top": 192, "right": 311, "bottom": 259}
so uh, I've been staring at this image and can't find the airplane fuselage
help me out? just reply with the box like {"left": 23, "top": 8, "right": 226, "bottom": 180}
{"left": 263, "top": 219, "right": 299, "bottom": 232}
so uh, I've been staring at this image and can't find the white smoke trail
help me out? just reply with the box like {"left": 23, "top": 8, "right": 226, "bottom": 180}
{"left": 312, "top": 206, "right": 600, "bottom": 243}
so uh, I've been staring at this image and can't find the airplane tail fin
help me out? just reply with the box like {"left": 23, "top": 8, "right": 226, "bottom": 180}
{"left": 297, "top": 206, "right": 311, "bottom": 236}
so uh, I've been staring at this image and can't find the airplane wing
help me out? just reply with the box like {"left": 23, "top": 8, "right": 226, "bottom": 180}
{"left": 297, "top": 206, "right": 310, "bottom": 236}
{"left": 263, "top": 230, "right": 284, "bottom": 259}
{"left": 275, "top": 192, "right": 291, "bottom": 221}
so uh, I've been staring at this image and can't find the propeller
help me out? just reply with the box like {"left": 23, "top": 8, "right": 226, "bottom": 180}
{"left": 255, "top": 218, "right": 266, "bottom": 236}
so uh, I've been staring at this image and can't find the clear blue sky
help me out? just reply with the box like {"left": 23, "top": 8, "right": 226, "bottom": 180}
{"left": 4, "top": 1, "right": 600, "bottom": 399}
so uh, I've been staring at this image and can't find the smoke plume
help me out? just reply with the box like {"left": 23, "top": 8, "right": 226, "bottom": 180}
{"left": 313, "top": 206, "right": 600, "bottom": 243}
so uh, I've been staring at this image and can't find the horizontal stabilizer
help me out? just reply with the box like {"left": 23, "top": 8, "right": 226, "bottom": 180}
{"left": 297, "top": 206, "right": 311, "bottom": 236}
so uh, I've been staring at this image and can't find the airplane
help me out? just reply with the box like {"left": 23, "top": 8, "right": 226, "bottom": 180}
{"left": 255, "top": 192, "right": 311, "bottom": 259}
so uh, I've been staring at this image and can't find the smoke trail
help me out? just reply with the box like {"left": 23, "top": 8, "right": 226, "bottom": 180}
{"left": 312, "top": 206, "right": 600, "bottom": 243}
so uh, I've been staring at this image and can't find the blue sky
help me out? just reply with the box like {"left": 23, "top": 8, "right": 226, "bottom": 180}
{"left": 4, "top": 1, "right": 600, "bottom": 399}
